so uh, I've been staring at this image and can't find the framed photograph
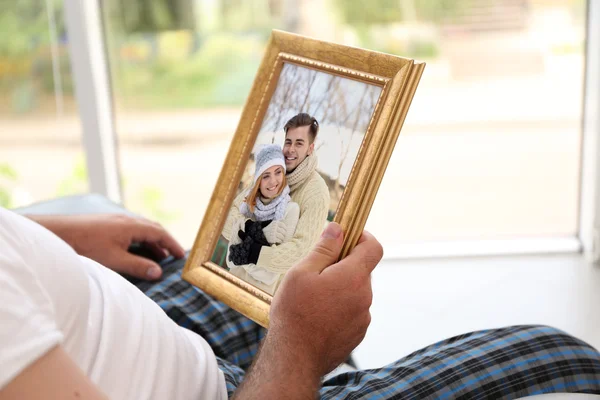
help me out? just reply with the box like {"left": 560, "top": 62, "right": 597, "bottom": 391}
{"left": 183, "top": 30, "right": 425, "bottom": 328}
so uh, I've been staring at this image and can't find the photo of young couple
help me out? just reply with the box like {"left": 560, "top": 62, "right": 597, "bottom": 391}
{"left": 212, "top": 62, "right": 382, "bottom": 295}
{"left": 221, "top": 113, "right": 328, "bottom": 294}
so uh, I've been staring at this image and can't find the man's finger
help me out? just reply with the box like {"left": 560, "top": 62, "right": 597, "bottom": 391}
{"left": 325, "top": 231, "right": 383, "bottom": 276}
{"left": 356, "top": 230, "right": 377, "bottom": 246}
{"left": 294, "top": 222, "right": 344, "bottom": 274}
{"left": 120, "top": 253, "right": 163, "bottom": 280}
{"left": 143, "top": 242, "right": 168, "bottom": 260}
{"left": 130, "top": 222, "right": 185, "bottom": 259}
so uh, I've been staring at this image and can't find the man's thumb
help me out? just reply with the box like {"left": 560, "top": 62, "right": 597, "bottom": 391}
{"left": 297, "top": 222, "right": 344, "bottom": 273}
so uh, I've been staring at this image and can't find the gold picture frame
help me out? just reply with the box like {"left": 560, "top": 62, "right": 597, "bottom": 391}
{"left": 182, "top": 30, "right": 425, "bottom": 328}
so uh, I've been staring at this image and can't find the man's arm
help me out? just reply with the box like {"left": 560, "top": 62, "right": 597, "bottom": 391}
{"left": 255, "top": 186, "right": 329, "bottom": 273}
{"left": 0, "top": 346, "right": 108, "bottom": 400}
{"left": 232, "top": 334, "right": 321, "bottom": 399}
{"left": 261, "top": 202, "right": 300, "bottom": 244}
{"left": 234, "top": 223, "right": 382, "bottom": 399}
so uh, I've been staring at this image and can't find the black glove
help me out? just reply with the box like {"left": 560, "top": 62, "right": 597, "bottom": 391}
{"left": 244, "top": 219, "right": 256, "bottom": 233}
{"left": 229, "top": 236, "right": 264, "bottom": 266}
{"left": 238, "top": 219, "right": 262, "bottom": 241}
{"left": 246, "top": 220, "right": 270, "bottom": 246}
{"left": 238, "top": 219, "right": 270, "bottom": 241}
{"left": 247, "top": 238, "right": 263, "bottom": 265}
{"left": 229, "top": 236, "right": 251, "bottom": 265}
{"left": 238, "top": 218, "right": 269, "bottom": 241}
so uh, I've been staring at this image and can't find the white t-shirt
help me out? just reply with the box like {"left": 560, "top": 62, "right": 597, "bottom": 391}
{"left": 0, "top": 208, "right": 227, "bottom": 399}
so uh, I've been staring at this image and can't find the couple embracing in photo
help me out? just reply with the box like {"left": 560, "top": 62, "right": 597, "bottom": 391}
{"left": 222, "top": 113, "right": 330, "bottom": 294}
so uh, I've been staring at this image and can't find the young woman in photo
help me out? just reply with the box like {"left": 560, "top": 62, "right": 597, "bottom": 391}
{"left": 226, "top": 144, "right": 300, "bottom": 294}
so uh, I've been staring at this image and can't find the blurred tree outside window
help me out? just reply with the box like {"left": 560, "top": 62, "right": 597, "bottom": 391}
{"left": 0, "top": 1, "right": 71, "bottom": 114}
{"left": 118, "top": 0, "right": 196, "bottom": 33}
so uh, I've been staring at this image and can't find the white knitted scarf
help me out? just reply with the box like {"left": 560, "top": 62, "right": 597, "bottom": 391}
{"left": 240, "top": 185, "right": 291, "bottom": 221}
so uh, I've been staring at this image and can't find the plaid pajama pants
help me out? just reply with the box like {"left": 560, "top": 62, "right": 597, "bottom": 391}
{"left": 132, "top": 256, "right": 600, "bottom": 399}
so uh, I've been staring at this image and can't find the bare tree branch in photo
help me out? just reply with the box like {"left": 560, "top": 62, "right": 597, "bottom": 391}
{"left": 262, "top": 69, "right": 288, "bottom": 134}
{"left": 333, "top": 84, "right": 370, "bottom": 200}
{"left": 300, "top": 69, "right": 318, "bottom": 112}
{"left": 317, "top": 75, "right": 342, "bottom": 126}
{"left": 320, "top": 80, "right": 353, "bottom": 206}
{"left": 312, "top": 74, "right": 336, "bottom": 118}
{"left": 262, "top": 65, "right": 303, "bottom": 142}
{"left": 273, "top": 67, "right": 298, "bottom": 128}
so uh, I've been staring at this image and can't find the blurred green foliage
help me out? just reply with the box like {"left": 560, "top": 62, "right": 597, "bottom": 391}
{"left": 334, "top": 0, "right": 460, "bottom": 25}
{"left": 0, "top": 164, "right": 18, "bottom": 208}
{"left": 334, "top": 0, "right": 404, "bottom": 25}
{"left": 9, "top": 0, "right": 583, "bottom": 112}
{"left": 112, "top": 33, "right": 263, "bottom": 109}
{"left": 54, "top": 156, "right": 177, "bottom": 222}
{"left": 137, "top": 187, "right": 179, "bottom": 222}
{"left": 117, "top": 0, "right": 188, "bottom": 33}
{"left": 56, "top": 156, "right": 88, "bottom": 197}
{"left": 104, "top": 0, "right": 455, "bottom": 110}
{"left": 0, "top": 0, "right": 73, "bottom": 113}
{"left": 0, "top": 1, "right": 62, "bottom": 58}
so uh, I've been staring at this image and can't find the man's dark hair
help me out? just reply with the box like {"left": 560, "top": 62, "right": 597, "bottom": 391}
{"left": 283, "top": 113, "right": 319, "bottom": 144}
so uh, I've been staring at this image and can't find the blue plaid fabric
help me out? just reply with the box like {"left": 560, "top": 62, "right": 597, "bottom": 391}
{"left": 130, "top": 255, "right": 266, "bottom": 371}
{"left": 133, "top": 257, "right": 600, "bottom": 399}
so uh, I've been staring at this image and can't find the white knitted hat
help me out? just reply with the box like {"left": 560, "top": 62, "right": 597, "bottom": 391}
{"left": 253, "top": 144, "right": 286, "bottom": 184}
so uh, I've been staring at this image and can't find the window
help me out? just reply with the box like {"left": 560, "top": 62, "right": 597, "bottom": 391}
{"left": 0, "top": 1, "right": 87, "bottom": 209}
{"left": 101, "top": 0, "right": 587, "bottom": 252}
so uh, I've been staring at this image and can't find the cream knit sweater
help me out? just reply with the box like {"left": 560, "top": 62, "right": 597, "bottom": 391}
{"left": 222, "top": 155, "right": 330, "bottom": 282}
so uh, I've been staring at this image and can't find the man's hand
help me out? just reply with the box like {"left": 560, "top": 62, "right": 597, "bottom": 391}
{"left": 234, "top": 222, "right": 383, "bottom": 399}
{"left": 270, "top": 222, "right": 382, "bottom": 376}
{"left": 28, "top": 214, "right": 185, "bottom": 280}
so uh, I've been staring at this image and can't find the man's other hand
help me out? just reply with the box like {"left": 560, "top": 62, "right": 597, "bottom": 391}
{"left": 29, "top": 214, "right": 185, "bottom": 280}
{"left": 268, "top": 222, "right": 383, "bottom": 377}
